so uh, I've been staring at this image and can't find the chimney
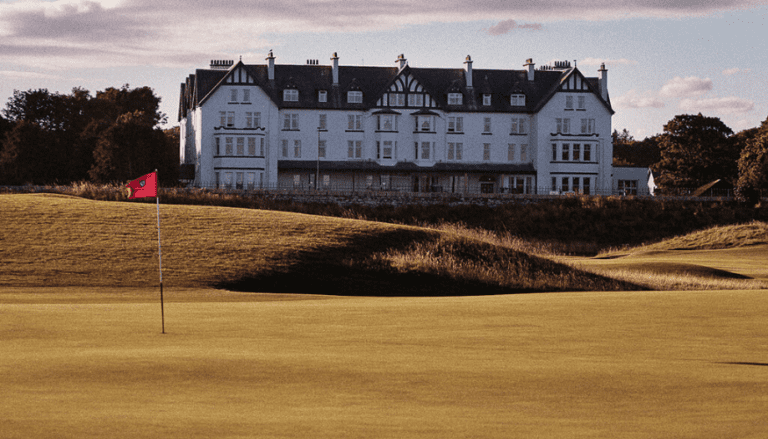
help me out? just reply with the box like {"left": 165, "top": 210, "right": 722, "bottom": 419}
{"left": 598, "top": 63, "right": 608, "bottom": 100}
{"left": 266, "top": 50, "right": 275, "bottom": 81}
{"left": 524, "top": 58, "right": 535, "bottom": 81}
{"left": 463, "top": 55, "right": 473, "bottom": 89}
{"left": 331, "top": 52, "right": 339, "bottom": 85}
{"left": 396, "top": 53, "right": 407, "bottom": 70}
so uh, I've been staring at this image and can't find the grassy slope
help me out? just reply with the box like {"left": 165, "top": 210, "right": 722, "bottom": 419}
{"left": 0, "top": 194, "right": 635, "bottom": 295}
{"left": 566, "top": 222, "right": 768, "bottom": 289}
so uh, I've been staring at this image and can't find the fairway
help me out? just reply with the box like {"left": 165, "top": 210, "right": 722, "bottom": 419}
{"left": 2, "top": 288, "right": 767, "bottom": 438}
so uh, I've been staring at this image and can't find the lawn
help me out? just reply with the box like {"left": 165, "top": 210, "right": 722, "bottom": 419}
{"left": 1, "top": 288, "right": 767, "bottom": 438}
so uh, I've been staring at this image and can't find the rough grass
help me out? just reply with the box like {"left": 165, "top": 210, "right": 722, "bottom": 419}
{"left": 0, "top": 194, "right": 639, "bottom": 295}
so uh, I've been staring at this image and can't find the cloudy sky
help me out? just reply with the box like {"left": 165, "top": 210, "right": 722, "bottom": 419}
{"left": 1, "top": 0, "right": 766, "bottom": 138}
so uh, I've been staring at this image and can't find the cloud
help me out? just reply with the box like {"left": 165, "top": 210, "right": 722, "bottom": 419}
{"left": 722, "top": 67, "right": 751, "bottom": 75}
{"left": 679, "top": 97, "right": 755, "bottom": 114}
{"left": 487, "top": 19, "right": 543, "bottom": 35}
{"left": 659, "top": 76, "right": 713, "bottom": 98}
{"left": 579, "top": 58, "right": 638, "bottom": 67}
{"left": 614, "top": 89, "right": 665, "bottom": 109}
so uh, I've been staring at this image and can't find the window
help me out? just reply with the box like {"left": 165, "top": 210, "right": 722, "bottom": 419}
{"left": 215, "top": 137, "right": 221, "bottom": 155}
{"left": 248, "top": 138, "right": 256, "bottom": 156}
{"left": 377, "top": 114, "right": 396, "bottom": 131}
{"left": 293, "top": 174, "right": 301, "bottom": 188}
{"left": 283, "top": 113, "right": 299, "bottom": 130}
{"left": 520, "top": 144, "right": 528, "bottom": 162}
{"left": 583, "top": 178, "right": 591, "bottom": 195}
{"left": 259, "top": 138, "right": 265, "bottom": 156}
{"left": 508, "top": 144, "right": 515, "bottom": 162}
{"left": 220, "top": 111, "right": 226, "bottom": 127}
{"left": 293, "top": 140, "right": 301, "bottom": 158}
{"left": 225, "top": 137, "right": 233, "bottom": 155}
{"left": 483, "top": 94, "right": 491, "bottom": 106}
{"left": 347, "top": 91, "right": 363, "bottom": 103}
{"left": 347, "top": 114, "right": 362, "bottom": 130}
{"left": 581, "top": 118, "right": 595, "bottom": 134}
{"left": 281, "top": 139, "right": 289, "bottom": 157}
{"left": 556, "top": 118, "right": 571, "bottom": 134}
{"left": 318, "top": 114, "right": 327, "bottom": 131}
{"left": 391, "top": 93, "right": 405, "bottom": 106}
{"left": 565, "top": 95, "right": 573, "bottom": 110}
{"left": 318, "top": 90, "right": 327, "bottom": 103}
{"left": 483, "top": 143, "right": 491, "bottom": 161}
{"left": 573, "top": 144, "right": 581, "bottom": 161}
{"left": 448, "top": 93, "right": 463, "bottom": 105}
{"left": 382, "top": 140, "right": 393, "bottom": 159}
{"left": 243, "top": 89, "right": 251, "bottom": 103}
{"left": 483, "top": 117, "right": 492, "bottom": 133}
{"left": 562, "top": 177, "right": 570, "bottom": 193}
{"left": 578, "top": 95, "right": 585, "bottom": 110}
{"left": 552, "top": 143, "right": 558, "bottom": 161}
{"left": 236, "top": 172, "right": 244, "bottom": 190}
{"left": 318, "top": 140, "right": 326, "bottom": 158}
{"left": 511, "top": 118, "right": 527, "bottom": 134}
{"left": 408, "top": 94, "right": 424, "bottom": 107}
{"left": 583, "top": 144, "right": 592, "bottom": 161}
{"left": 448, "top": 116, "right": 463, "bottom": 133}
{"left": 237, "top": 137, "right": 245, "bottom": 155}
{"left": 421, "top": 142, "right": 431, "bottom": 160}
{"left": 246, "top": 112, "right": 259, "bottom": 128}
{"left": 618, "top": 180, "right": 638, "bottom": 195}
{"left": 230, "top": 89, "right": 238, "bottom": 103}
{"left": 448, "top": 143, "right": 463, "bottom": 160}
{"left": 283, "top": 89, "right": 298, "bottom": 102}
{"left": 562, "top": 144, "right": 570, "bottom": 161}
{"left": 348, "top": 140, "right": 362, "bottom": 158}
{"left": 227, "top": 111, "right": 235, "bottom": 127}
{"left": 418, "top": 115, "right": 433, "bottom": 132}
{"left": 247, "top": 172, "right": 255, "bottom": 189}
{"left": 323, "top": 174, "right": 330, "bottom": 188}
{"left": 573, "top": 177, "right": 580, "bottom": 193}
{"left": 510, "top": 94, "right": 525, "bottom": 106}
{"left": 224, "top": 172, "right": 233, "bottom": 189}
{"left": 552, "top": 177, "right": 557, "bottom": 192}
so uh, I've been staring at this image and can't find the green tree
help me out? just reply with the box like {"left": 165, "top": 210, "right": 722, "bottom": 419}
{"left": 735, "top": 117, "right": 768, "bottom": 205}
{"left": 653, "top": 114, "right": 736, "bottom": 191}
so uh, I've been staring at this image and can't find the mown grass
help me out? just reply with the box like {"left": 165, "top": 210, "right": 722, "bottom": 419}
{"left": 0, "top": 193, "right": 639, "bottom": 295}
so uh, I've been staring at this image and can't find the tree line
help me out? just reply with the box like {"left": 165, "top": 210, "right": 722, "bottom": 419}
{"left": 613, "top": 113, "right": 768, "bottom": 203}
{"left": 0, "top": 86, "right": 178, "bottom": 186}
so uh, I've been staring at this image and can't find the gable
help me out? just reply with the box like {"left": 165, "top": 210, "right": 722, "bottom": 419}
{"left": 375, "top": 68, "right": 439, "bottom": 109}
{"left": 224, "top": 64, "right": 256, "bottom": 85}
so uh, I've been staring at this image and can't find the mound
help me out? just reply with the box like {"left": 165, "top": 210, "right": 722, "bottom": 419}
{"left": 0, "top": 194, "right": 640, "bottom": 295}
{"left": 622, "top": 221, "right": 768, "bottom": 255}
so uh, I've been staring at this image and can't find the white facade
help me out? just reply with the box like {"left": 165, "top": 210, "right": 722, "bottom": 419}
{"left": 179, "top": 54, "right": 614, "bottom": 194}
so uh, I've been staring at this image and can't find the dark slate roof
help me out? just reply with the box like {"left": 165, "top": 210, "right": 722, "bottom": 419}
{"left": 278, "top": 160, "right": 536, "bottom": 174}
{"left": 179, "top": 60, "right": 612, "bottom": 121}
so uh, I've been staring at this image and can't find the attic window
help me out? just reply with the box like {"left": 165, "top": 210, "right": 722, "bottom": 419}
{"left": 510, "top": 94, "right": 525, "bottom": 106}
{"left": 318, "top": 90, "right": 327, "bottom": 103}
{"left": 483, "top": 94, "right": 491, "bottom": 106}
{"left": 347, "top": 91, "right": 363, "bottom": 104}
{"left": 283, "top": 89, "right": 299, "bottom": 102}
{"left": 448, "top": 93, "right": 463, "bottom": 105}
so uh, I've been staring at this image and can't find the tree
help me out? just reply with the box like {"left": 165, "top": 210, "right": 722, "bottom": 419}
{"left": 613, "top": 134, "right": 661, "bottom": 168}
{"left": 0, "top": 120, "right": 59, "bottom": 184}
{"left": 653, "top": 114, "right": 736, "bottom": 190}
{"left": 735, "top": 117, "right": 768, "bottom": 205}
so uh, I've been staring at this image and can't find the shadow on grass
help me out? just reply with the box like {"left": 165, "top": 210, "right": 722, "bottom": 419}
{"left": 215, "top": 228, "right": 641, "bottom": 297}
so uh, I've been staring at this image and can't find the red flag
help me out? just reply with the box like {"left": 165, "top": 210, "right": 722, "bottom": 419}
{"left": 126, "top": 172, "right": 158, "bottom": 199}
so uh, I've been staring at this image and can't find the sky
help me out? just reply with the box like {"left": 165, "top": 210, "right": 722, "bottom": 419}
{"left": 0, "top": 0, "right": 766, "bottom": 139}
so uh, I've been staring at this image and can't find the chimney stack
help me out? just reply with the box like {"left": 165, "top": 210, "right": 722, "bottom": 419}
{"left": 598, "top": 63, "right": 608, "bottom": 100}
{"left": 396, "top": 54, "right": 407, "bottom": 70}
{"left": 331, "top": 52, "right": 339, "bottom": 85}
{"left": 464, "top": 55, "right": 473, "bottom": 89}
{"left": 266, "top": 50, "right": 275, "bottom": 81}
{"left": 524, "top": 58, "right": 535, "bottom": 81}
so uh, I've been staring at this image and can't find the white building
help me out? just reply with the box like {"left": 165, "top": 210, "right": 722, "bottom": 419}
{"left": 179, "top": 52, "right": 614, "bottom": 194}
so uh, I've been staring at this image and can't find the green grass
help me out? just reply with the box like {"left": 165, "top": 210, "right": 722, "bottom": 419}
{"left": 2, "top": 289, "right": 768, "bottom": 438}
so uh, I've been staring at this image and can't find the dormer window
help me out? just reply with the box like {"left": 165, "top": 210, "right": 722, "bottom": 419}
{"left": 283, "top": 89, "right": 298, "bottom": 102}
{"left": 510, "top": 94, "right": 525, "bottom": 106}
{"left": 483, "top": 94, "right": 492, "bottom": 106}
{"left": 448, "top": 93, "right": 463, "bottom": 105}
{"left": 347, "top": 91, "right": 363, "bottom": 104}
{"left": 318, "top": 90, "right": 327, "bottom": 103}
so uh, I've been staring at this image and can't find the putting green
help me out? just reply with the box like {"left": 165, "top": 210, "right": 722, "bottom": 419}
{"left": 2, "top": 288, "right": 767, "bottom": 438}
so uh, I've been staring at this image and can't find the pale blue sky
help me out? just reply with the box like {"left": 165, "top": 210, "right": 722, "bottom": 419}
{"left": 1, "top": 0, "right": 766, "bottom": 139}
